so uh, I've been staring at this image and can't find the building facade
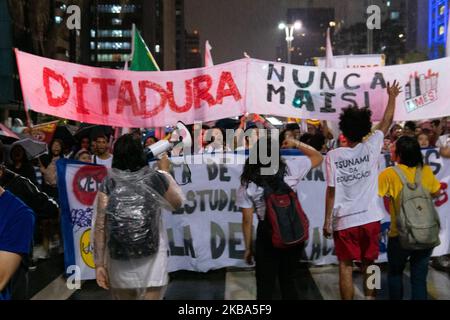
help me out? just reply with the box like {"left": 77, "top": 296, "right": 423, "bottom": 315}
{"left": 88, "top": 0, "right": 146, "bottom": 69}
{"left": 185, "top": 30, "right": 201, "bottom": 69}
{"left": 428, "top": 0, "right": 449, "bottom": 58}
{"left": 86, "top": 0, "right": 183, "bottom": 70}
{"left": 0, "top": 0, "right": 14, "bottom": 121}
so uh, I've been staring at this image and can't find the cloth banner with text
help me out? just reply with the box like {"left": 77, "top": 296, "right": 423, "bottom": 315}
{"left": 57, "top": 159, "right": 108, "bottom": 280}
{"left": 57, "top": 152, "right": 449, "bottom": 279}
{"left": 15, "top": 49, "right": 450, "bottom": 127}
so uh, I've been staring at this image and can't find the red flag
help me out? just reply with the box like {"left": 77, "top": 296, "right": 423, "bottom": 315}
{"left": 22, "top": 121, "right": 59, "bottom": 144}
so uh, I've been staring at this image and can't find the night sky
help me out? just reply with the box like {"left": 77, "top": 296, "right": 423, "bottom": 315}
{"left": 185, "top": 0, "right": 293, "bottom": 64}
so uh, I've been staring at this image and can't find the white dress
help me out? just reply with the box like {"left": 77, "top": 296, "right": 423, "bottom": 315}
{"left": 108, "top": 219, "right": 169, "bottom": 289}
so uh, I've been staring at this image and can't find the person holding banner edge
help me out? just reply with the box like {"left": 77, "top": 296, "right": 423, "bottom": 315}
{"left": 323, "top": 81, "right": 402, "bottom": 300}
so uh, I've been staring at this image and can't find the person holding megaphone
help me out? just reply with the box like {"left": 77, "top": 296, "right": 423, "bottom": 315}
{"left": 94, "top": 133, "right": 184, "bottom": 300}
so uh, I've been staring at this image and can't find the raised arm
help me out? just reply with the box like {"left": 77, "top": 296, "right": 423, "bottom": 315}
{"left": 158, "top": 154, "right": 184, "bottom": 210}
{"left": 281, "top": 138, "right": 324, "bottom": 168}
{"left": 377, "top": 80, "right": 402, "bottom": 136}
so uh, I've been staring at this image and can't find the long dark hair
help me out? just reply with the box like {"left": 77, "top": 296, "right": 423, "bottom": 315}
{"left": 112, "top": 134, "right": 147, "bottom": 172}
{"left": 396, "top": 136, "right": 424, "bottom": 168}
{"left": 49, "top": 139, "right": 64, "bottom": 158}
{"left": 240, "top": 135, "right": 286, "bottom": 187}
{"left": 10, "top": 145, "right": 29, "bottom": 165}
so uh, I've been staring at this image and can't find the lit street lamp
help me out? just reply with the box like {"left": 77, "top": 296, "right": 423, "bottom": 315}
{"left": 278, "top": 21, "right": 302, "bottom": 64}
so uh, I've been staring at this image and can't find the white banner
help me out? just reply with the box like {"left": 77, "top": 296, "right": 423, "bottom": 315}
{"left": 247, "top": 58, "right": 449, "bottom": 122}
{"left": 315, "top": 54, "right": 385, "bottom": 69}
{"left": 159, "top": 150, "right": 450, "bottom": 270}
{"left": 59, "top": 152, "right": 450, "bottom": 278}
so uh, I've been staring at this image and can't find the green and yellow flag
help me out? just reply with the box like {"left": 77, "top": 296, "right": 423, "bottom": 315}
{"left": 130, "top": 25, "right": 160, "bottom": 71}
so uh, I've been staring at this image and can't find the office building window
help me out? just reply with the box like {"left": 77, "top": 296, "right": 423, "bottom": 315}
{"left": 97, "top": 4, "right": 136, "bottom": 13}
{"left": 96, "top": 42, "right": 131, "bottom": 50}
{"left": 390, "top": 11, "right": 400, "bottom": 20}
{"left": 112, "top": 18, "right": 122, "bottom": 25}
{"left": 97, "top": 30, "right": 132, "bottom": 37}
{"left": 97, "top": 54, "right": 130, "bottom": 62}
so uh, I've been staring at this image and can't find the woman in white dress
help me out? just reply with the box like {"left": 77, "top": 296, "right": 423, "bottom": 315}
{"left": 94, "top": 134, "right": 184, "bottom": 300}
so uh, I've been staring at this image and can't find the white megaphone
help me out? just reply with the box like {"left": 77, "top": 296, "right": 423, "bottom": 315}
{"left": 144, "top": 122, "right": 192, "bottom": 161}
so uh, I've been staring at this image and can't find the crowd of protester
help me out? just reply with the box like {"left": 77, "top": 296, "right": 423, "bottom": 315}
{"left": 1, "top": 92, "right": 449, "bottom": 300}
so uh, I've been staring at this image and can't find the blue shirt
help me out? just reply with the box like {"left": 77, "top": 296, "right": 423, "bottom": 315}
{"left": 0, "top": 191, "right": 35, "bottom": 300}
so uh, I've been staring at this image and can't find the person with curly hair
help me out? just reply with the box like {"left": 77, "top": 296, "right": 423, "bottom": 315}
{"left": 323, "top": 81, "right": 402, "bottom": 300}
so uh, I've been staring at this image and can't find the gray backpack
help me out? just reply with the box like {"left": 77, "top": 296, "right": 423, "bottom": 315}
{"left": 393, "top": 166, "right": 441, "bottom": 250}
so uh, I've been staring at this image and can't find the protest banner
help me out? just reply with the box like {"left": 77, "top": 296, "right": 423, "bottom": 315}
{"left": 57, "top": 152, "right": 450, "bottom": 279}
{"left": 315, "top": 54, "right": 385, "bottom": 69}
{"left": 16, "top": 49, "right": 450, "bottom": 127}
{"left": 247, "top": 58, "right": 446, "bottom": 122}
{"left": 16, "top": 50, "right": 246, "bottom": 128}
{"left": 57, "top": 159, "right": 107, "bottom": 280}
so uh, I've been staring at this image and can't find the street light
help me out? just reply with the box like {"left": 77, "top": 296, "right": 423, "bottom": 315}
{"left": 278, "top": 21, "right": 302, "bottom": 64}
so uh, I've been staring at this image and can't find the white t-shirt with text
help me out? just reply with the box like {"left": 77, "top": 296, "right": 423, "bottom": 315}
{"left": 325, "top": 130, "right": 385, "bottom": 231}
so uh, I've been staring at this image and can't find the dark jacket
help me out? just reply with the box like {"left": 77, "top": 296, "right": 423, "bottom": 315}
{"left": 0, "top": 168, "right": 59, "bottom": 219}
{"left": 6, "top": 162, "right": 38, "bottom": 187}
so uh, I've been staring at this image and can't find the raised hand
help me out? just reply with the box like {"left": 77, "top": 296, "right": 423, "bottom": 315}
{"left": 387, "top": 80, "right": 402, "bottom": 98}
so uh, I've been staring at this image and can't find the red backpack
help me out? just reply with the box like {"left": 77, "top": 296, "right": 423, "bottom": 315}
{"left": 262, "top": 180, "right": 309, "bottom": 249}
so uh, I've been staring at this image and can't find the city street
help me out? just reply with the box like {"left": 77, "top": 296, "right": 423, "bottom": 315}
{"left": 2, "top": 0, "right": 450, "bottom": 303}
{"left": 15, "top": 254, "right": 450, "bottom": 300}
